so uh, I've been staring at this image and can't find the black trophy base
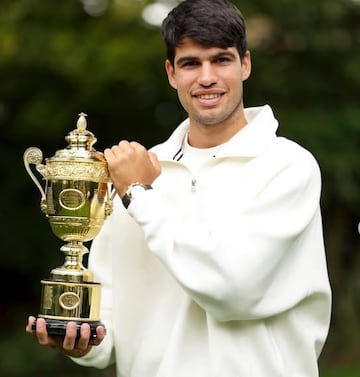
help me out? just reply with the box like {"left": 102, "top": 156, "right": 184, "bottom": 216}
{"left": 31, "top": 318, "right": 105, "bottom": 338}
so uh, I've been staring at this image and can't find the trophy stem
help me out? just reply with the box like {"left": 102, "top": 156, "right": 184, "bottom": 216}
{"left": 49, "top": 241, "right": 93, "bottom": 282}
{"left": 61, "top": 241, "right": 88, "bottom": 271}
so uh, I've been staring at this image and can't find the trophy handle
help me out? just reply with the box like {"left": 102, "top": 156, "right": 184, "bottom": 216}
{"left": 23, "top": 147, "right": 46, "bottom": 202}
{"left": 110, "top": 188, "right": 117, "bottom": 201}
{"left": 104, "top": 187, "right": 117, "bottom": 217}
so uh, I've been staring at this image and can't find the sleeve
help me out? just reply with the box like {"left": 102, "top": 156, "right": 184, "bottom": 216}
{"left": 70, "top": 206, "right": 115, "bottom": 368}
{"left": 128, "top": 147, "right": 328, "bottom": 322}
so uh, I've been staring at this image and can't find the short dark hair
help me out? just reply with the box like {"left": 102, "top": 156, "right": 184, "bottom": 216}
{"left": 161, "top": 0, "right": 247, "bottom": 66}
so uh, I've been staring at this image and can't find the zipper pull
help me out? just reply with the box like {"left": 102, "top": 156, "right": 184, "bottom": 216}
{"left": 191, "top": 178, "right": 197, "bottom": 193}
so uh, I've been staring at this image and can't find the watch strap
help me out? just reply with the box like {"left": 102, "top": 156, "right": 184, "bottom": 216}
{"left": 121, "top": 183, "right": 153, "bottom": 209}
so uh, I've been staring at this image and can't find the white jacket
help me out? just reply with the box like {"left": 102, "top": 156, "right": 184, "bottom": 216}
{"left": 73, "top": 105, "right": 331, "bottom": 377}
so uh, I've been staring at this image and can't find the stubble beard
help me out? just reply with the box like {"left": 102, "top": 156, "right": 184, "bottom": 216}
{"left": 192, "top": 99, "right": 243, "bottom": 127}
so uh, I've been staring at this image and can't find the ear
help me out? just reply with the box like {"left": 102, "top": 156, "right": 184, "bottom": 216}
{"left": 165, "top": 59, "right": 177, "bottom": 89}
{"left": 241, "top": 50, "right": 251, "bottom": 81}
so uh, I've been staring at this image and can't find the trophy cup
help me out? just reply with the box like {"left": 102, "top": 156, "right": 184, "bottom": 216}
{"left": 23, "top": 113, "right": 113, "bottom": 337}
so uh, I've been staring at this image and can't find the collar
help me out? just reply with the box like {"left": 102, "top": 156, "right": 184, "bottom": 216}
{"left": 151, "top": 105, "right": 279, "bottom": 161}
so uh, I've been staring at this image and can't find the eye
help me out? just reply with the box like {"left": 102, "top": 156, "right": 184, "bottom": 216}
{"left": 181, "top": 60, "right": 200, "bottom": 68}
{"left": 214, "top": 56, "right": 231, "bottom": 64}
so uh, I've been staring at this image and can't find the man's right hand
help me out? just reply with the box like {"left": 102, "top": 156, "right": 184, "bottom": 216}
{"left": 26, "top": 316, "right": 105, "bottom": 358}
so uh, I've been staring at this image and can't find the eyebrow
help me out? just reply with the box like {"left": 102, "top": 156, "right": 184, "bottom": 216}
{"left": 175, "top": 50, "right": 237, "bottom": 67}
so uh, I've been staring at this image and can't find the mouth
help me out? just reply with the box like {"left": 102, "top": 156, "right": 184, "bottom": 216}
{"left": 192, "top": 89, "right": 225, "bottom": 104}
{"left": 196, "top": 93, "right": 223, "bottom": 100}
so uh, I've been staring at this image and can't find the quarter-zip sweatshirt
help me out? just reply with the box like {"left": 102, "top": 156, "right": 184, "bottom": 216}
{"left": 72, "top": 105, "right": 331, "bottom": 377}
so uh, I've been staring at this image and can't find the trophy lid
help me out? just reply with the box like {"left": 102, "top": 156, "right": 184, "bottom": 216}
{"left": 44, "top": 113, "right": 109, "bottom": 181}
{"left": 49, "top": 112, "right": 104, "bottom": 161}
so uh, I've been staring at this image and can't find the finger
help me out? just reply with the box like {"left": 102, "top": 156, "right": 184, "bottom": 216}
{"left": 26, "top": 316, "right": 35, "bottom": 333}
{"left": 104, "top": 141, "right": 132, "bottom": 163}
{"left": 118, "top": 140, "right": 131, "bottom": 148}
{"left": 104, "top": 146, "right": 121, "bottom": 162}
{"left": 113, "top": 140, "right": 132, "bottom": 157}
{"left": 36, "top": 318, "right": 50, "bottom": 345}
{"left": 63, "top": 322, "right": 78, "bottom": 351}
{"left": 104, "top": 147, "right": 113, "bottom": 160}
{"left": 90, "top": 325, "right": 106, "bottom": 346}
{"left": 129, "top": 141, "right": 146, "bottom": 152}
{"left": 77, "top": 323, "right": 91, "bottom": 350}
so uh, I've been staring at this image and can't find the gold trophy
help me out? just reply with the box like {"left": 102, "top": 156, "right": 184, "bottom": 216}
{"left": 23, "top": 113, "right": 113, "bottom": 337}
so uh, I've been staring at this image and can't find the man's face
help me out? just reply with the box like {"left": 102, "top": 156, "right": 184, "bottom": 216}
{"left": 165, "top": 37, "right": 251, "bottom": 128}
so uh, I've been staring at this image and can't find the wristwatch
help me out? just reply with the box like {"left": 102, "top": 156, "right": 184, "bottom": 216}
{"left": 121, "top": 182, "right": 153, "bottom": 209}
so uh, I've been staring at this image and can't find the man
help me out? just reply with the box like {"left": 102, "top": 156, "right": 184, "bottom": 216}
{"left": 27, "top": 0, "right": 332, "bottom": 376}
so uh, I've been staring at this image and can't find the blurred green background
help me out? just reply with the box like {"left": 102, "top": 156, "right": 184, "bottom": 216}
{"left": 1, "top": 0, "right": 359, "bottom": 376}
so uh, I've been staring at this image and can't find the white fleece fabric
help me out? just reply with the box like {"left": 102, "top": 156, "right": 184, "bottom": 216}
{"left": 72, "top": 105, "right": 331, "bottom": 377}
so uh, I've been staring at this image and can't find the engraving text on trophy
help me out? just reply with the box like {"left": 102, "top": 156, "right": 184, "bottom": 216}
{"left": 59, "top": 292, "right": 81, "bottom": 311}
{"left": 59, "top": 189, "right": 86, "bottom": 211}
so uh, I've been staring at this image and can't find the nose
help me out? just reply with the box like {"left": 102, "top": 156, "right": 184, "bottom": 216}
{"left": 198, "top": 62, "right": 217, "bottom": 87}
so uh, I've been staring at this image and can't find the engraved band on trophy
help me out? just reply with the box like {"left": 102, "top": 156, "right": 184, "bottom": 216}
{"left": 23, "top": 113, "right": 114, "bottom": 337}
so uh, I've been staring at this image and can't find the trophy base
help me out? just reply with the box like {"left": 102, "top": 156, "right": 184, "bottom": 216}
{"left": 31, "top": 318, "right": 105, "bottom": 338}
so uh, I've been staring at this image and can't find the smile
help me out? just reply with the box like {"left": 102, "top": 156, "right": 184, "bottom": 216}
{"left": 197, "top": 93, "right": 222, "bottom": 100}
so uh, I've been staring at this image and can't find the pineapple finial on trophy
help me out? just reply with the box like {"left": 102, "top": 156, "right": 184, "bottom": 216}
{"left": 77, "top": 112, "right": 88, "bottom": 131}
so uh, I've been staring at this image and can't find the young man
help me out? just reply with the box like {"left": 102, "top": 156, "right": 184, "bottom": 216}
{"left": 27, "top": 0, "right": 332, "bottom": 376}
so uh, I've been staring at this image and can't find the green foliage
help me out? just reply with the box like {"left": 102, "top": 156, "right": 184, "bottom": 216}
{"left": 1, "top": 0, "right": 360, "bottom": 375}
{"left": 322, "top": 370, "right": 360, "bottom": 377}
